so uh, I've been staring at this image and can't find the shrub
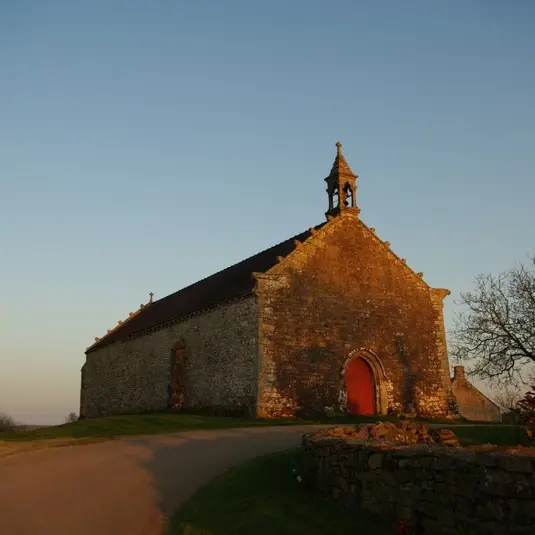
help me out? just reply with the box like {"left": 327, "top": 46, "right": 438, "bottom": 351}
{"left": 65, "top": 412, "right": 78, "bottom": 424}
{"left": 0, "top": 412, "right": 16, "bottom": 432}
{"left": 515, "top": 385, "right": 535, "bottom": 441}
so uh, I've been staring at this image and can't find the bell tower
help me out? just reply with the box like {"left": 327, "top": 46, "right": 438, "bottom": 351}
{"left": 325, "top": 141, "right": 359, "bottom": 218}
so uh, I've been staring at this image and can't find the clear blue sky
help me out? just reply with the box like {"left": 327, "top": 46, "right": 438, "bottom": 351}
{"left": 1, "top": 1, "right": 534, "bottom": 424}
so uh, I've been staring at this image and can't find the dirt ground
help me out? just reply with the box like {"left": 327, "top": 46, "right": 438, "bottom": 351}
{"left": 0, "top": 425, "right": 326, "bottom": 535}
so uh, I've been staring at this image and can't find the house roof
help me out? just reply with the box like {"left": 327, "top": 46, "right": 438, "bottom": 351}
{"left": 86, "top": 223, "right": 325, "bottom": 353}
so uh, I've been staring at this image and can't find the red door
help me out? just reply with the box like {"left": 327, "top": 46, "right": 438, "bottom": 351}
{"left": 345, "top": 358, "right": 375, "bottom": 415}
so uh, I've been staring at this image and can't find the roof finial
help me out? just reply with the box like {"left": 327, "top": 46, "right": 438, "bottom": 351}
{"left": 149, "top": 292, "right": 154, "bottom": 304}
{"left": 335, "top": 141, "right": 342, "bottom": 156}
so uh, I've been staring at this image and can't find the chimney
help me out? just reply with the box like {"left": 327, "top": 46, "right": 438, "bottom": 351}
{"left": 453, "top": 366, "right": 465, "bottom": 380}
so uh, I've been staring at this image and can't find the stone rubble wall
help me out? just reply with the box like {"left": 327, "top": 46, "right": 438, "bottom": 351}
{"left": 319, "top": 421, "right": 461, "bottom": 446}
{"left": 302, "top": 431, "right": 535, "bottom": 535}
{"left": 80, "top": 296, "right": 258, "bottom": 418}
{"left": 255, "top": 214, "right": 454, "bottom": 419}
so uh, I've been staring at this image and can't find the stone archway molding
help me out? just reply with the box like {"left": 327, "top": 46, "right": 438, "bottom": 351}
{"left": 340, "top": 349, "right": 389, "bottom": 415}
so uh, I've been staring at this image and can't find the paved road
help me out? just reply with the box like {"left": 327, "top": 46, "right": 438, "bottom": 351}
{"left": 0, "top": 425, "right": 326, "bottom": 535}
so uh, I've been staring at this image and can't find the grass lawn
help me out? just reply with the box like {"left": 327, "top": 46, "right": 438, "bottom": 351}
{"left": 454, "top": 424, "right": 521, "bottom": 447}
{"left": 0, "top": 411, "right": 520, "bottom": 445}
{"left": 166, "top": 448, "right": 395, "bottom": 535}
{"left": 0, "top": 411, "right": 438, "bottom": 442}
{"left": 0, "top": 413, "right": 300, "bottom": 441}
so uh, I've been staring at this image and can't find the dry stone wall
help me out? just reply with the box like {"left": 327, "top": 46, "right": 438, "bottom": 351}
{"left": 303, "top": 428, "right": 535, "bottom": 535}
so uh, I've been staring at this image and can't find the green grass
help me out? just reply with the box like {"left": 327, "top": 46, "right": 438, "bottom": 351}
{"left": 0, "top": 412, "right": 429, "bottom": 442}
{"left": 166, "top": 449, "right": 394, "bottom": 535}
{"left": 166, "top": 433, "right": 514, "bottom": 535}
{"left": 454, "top": 424, "right": 521, "bottom": 447}
{"left": 0, "top": 413, "right": 300, "bottom": 441}
{"left": 0, "top": 411, "right": 519, "bottom": 444}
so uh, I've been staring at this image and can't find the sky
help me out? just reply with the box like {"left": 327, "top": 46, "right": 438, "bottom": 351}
{"left": 1, "top": 1, "right": 534, "bottom": 425}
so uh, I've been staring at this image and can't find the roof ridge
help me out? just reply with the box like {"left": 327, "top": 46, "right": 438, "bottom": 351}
{"left": 263, "top": 217, "right": 341, "bottom": 272}
{"left": 86, "top": 222, "right": 326, "bottom": 353}
{"left": 452, "top": 376, "right": 500, "bottom": 409}
{"left": 86, "top": 301, "right": 153, "bottom": 351}
{"left": 358, "top": 218, "right": 432, "bottom": 289}
{"left": 147, "top": 223, "right": 327, "bottom": 306}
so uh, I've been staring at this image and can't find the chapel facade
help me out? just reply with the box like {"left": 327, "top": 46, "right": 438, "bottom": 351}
{"left": 81, "top": 144, "right": 490, "bottom": 420}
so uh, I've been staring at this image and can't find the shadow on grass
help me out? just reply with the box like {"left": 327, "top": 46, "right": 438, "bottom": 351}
{"left": 126, "top": 426, "right": 330, "bottom": 520}
{"left": 454, "top": 425, "right": 520, "bottom": 447}
{"left": 165, "top": 448, "right": 394, "bottom": 535}
{"left": 155, "top": 430, "right": 520, "bottom": 535}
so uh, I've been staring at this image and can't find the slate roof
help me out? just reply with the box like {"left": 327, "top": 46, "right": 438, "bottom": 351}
{"left": 87, "top": 223, "right": 325, "bottom": 353}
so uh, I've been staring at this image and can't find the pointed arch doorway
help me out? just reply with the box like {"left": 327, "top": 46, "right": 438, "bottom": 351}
{"left": 342, "top": 349, "right": 389, "bottom": 416}
{"left": 345, "top": 357, "right": 375, "bottom": 415}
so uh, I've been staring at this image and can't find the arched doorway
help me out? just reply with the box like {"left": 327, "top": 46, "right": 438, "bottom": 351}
{"left": 345, "top": 357, "right": 376, "bottom": 415}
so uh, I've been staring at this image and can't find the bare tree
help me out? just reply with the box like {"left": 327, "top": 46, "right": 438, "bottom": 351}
{"left": 0, "top": 412, "right": 16, "bottom": 432}
{"left": 525, "top": 367, "right": 535, "bottom": 387}
{"left": 65, "top": 412, "right": 78, "bottom": 424}
{"left": 450, "top": 254, "right": 535, "bottom": 386}
{"left": 492, "top": 387, "right": 523, "bottom": 412}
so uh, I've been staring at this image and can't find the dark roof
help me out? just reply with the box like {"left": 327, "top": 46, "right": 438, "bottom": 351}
{"left": 87, "top": 223, "right": 325, "bottom": 353}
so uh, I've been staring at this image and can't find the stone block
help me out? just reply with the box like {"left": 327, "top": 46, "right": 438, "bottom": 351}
{"left": 368, "top": 453, "right": 383, "bottom": 470}
{"left": 303, "top": 433, "right": 535, "bottom": 535}
{"left": 83, "top": 297, "right": 258, "bottom": 417}
{"left": 499, "top": 454, "right": 534, "bottom": 474}
{"left": 476, "top": 500, "right": 507, "bottom": 521}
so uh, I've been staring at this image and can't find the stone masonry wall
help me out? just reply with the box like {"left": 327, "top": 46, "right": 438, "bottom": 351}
{"left": 255, "top": 213, "right": 453, "bottom": 419}
{"left": 80, "top": 296, "right": 258, "bottom": 418}
{"left": 451, "top": 366, "right": 502, "bottom": 422}
{"left": 303, "top": 433, "right": 535, "bottom": 535}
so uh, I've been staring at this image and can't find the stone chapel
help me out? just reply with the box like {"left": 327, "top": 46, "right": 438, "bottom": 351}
{"left": 80, "top": 143, "right": 499, "bottom": 421}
